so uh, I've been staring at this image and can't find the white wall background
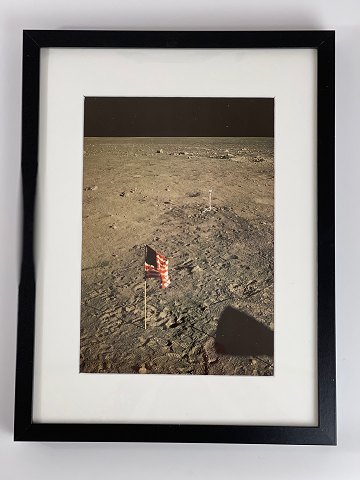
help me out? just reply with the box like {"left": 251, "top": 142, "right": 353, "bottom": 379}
{"left": 0, "top": 1, "right": 359, "bottom": 479}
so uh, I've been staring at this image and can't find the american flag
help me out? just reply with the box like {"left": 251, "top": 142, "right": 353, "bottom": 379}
{"left": 144, "top": 245, "right": 170, "bottom": 289}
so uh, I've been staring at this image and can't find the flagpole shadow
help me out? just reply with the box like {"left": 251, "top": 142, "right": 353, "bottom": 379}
{"left": 215, "top": 306, "right": 274, "bottom": 356}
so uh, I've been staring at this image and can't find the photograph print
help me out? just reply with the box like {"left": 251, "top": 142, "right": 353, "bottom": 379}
{"left": 80, "top": 97, "right": 274, "bottom": 376}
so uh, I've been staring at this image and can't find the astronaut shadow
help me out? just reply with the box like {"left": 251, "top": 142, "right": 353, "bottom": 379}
{"left": 215, "top": 306, "right": 274, "bottom": 356}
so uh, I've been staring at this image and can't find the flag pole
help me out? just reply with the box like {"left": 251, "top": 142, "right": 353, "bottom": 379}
{"left": 144, "top": 279, "right": 147, "bottom": 330}
{"left": 144, "top": 245, "right": 147, "bottom": 330}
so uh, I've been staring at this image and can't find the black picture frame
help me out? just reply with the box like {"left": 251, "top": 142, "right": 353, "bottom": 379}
{"left": 15, "top": 30, "right": 336, "bottom": 445}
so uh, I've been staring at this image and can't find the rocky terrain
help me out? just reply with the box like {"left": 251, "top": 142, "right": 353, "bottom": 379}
{"left": 80, "top": 137, "right": 274, "bottom": 375}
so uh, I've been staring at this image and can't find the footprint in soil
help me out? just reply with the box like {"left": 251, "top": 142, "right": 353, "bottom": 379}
{"left": 165, "top": 319, "right": 179, "bottom": 329}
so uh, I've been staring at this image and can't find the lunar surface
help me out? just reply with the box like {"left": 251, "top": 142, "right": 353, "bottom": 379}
{"left": 80, "top": 137, "right": 274, "bottom": 375}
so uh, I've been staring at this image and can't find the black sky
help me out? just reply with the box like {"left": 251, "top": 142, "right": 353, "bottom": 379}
{"left": 84, "top": 97, "right": 274, "bottom": 137}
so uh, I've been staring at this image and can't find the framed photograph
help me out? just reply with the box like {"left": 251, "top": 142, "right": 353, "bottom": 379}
{"left": 15, "top": 30, "right": 335, "bottom": 444}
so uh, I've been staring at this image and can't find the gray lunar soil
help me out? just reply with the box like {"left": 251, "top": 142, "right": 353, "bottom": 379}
{"left": 80, "top": 137, "right": 274, "bottom": 375}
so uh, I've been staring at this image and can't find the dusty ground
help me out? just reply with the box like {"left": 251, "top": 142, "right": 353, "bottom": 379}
{"left": 80, "top": 137, "right": 274, "bottom": 375}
